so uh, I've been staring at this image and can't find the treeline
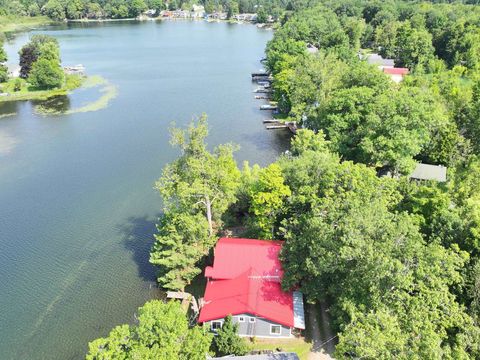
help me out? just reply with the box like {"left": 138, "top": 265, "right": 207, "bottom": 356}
{"left": 0, "top": 0, "right": 289, "bottom": 21}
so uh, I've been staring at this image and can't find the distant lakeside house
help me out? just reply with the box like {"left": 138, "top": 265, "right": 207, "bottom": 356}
{"left": 198, "top": 238, "right": 305, "bottom": 338}
{"left": 361, "top": 53, "right": 409, "bottom": 83}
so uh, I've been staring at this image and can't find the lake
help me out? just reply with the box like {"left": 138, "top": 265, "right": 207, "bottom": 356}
{"left": 0, "top": 20, "right": 289, "bottom": 360}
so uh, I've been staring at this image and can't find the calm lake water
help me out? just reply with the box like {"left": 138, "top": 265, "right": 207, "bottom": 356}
{"left": 0, "top": 20, "right": 289, "bottom": 360}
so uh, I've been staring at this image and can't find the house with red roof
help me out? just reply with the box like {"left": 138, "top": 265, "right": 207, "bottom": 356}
{"left": 198, "top": 238, "right": 305, "bottom": 338}
{"left": 383, "top": 67, "right": 409, "bottom": 83}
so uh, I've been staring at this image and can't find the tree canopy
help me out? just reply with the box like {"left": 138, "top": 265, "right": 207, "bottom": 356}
{"left": 86, "top": 301, "right": 212, "bottom": 360}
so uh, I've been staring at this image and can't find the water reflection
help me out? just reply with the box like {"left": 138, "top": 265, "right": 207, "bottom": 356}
{"left": 0, "top": 100, "right": 19, "bottom": 117}
{"left": 33, "top": 95, "right": 71, "bottom": 115}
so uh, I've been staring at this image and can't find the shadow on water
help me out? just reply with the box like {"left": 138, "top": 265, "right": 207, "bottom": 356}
{"left": 241, "top": 128, "right": 292, "bottom": 153}
{"left": 33, "top": 95, "right": 72, "bottom": 115}
{"left": 117, "top": 214, "right": 163, "bottom": 282}
{"left": 0, "top": 100, "right": 19, "bottom": 116}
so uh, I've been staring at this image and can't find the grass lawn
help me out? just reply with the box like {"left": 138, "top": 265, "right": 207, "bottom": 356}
{"left": 0, "top": 74, "right": 85, "bottom": 103}
{"left": 248, "top": 337, "right": 312, "bottom": 360}
{"left": 0, "top": 15, "right": 53, "bottom": 35}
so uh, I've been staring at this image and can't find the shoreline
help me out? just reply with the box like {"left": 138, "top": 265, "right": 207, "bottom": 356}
{"left": 0, "top": 74, "right": 85, "bottom": 103}
{"left": 66, "top": 16, "right": 274, "bottom": 28}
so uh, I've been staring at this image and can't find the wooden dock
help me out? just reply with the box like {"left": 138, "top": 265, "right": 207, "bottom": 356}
{"left": 265, "top": 121, "right": 298, "bottom": 134}
{"left": 263, "top": 119, "right": 281, "bottom": 123}
{"left": 166, "top": 291, "right": 199, "bottom": 314}
{"left": 252, "top": 71, "right": 269, "bottom": 77}
{"left": 266, "top": 124, "right": 288, "bottom": 130}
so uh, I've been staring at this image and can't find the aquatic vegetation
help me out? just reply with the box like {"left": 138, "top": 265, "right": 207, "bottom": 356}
{"left": 0, "top": 112, "right": 16, "bottom": 119}
{"left": 34, "top": 75, "right": 118, "bottom": 116}
{"left": 67, "top": 82, "right": 117, "bottom": 114}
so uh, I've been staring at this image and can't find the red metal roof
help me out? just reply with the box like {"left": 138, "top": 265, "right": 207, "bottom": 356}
{"left": 198, "top": 238, "right": 296, "bottom": 327}
{"left": 383, "top": 67, "right": 409, "bottom": 75}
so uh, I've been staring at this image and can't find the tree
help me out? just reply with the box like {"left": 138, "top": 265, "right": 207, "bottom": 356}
{"left": 213, "top": 315, "right": 248, "bottom": 357}
{"left": 335, "top": 309, "right": 407, "bottom": 359}
{"left": 290, "top": 128, "right": 329, "bottom": 156}
{"left": 148, "top": 0, "right": 165, "bottom": 14}
{"left": 225, "top": 0, "right": 239, "bottom": 19}
{"left": 28, "top": 58, "right": 64, "bottom": 89}
{"left": 42, "top": 0, "right": 65, "bottom": 21}
{"left": 204, "top": 0, "right": 216, "bottom": 14}
{"left": 129, "top": 0, "right": 147, "bottom": 18}
{"left": 256, "top": 7, "right": 267, "bottom": 24}
{"left": 66, "top": 0, "right": 84, "bottom": 19}
{"left": 248, "top": 163, "right": 291, "bottom": 239}
{"left": 19, "top": 35, "right": 59, "bottom": 78}
{"left": 0, "top": 41, "right": 8, "bottom": 83}
{"left": 150, "top": 212, "right": 213, "bottom": 290}
{"left": 155, "top": 115, "right": 240, "bottom": 236}
{"left": 315, "top": 85, "right": 450, "bottom": 174}
{"left": 86, "top": 300, "right": 212, "bottom": 360}
{"left": 151, "top": 116, "right": 240, "bottom": 291}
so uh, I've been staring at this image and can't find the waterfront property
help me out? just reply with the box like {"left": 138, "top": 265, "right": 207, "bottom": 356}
{"left": 198, "top": 238, "right": 305, "bottom": 338}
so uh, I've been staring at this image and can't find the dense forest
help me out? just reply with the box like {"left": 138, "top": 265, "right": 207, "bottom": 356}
{"left": 83, "top": 1, "right": 480, "bottom": 359}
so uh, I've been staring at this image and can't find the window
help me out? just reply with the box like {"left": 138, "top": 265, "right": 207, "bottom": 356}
{"left": 211, "top": 321, "right": 222, "bottom": 331}
{"left": 249, "top": 317, "right": 256, "bottom": 323}
{"left": 238, "top": 316, "right": 245, "bottom": 322}
{"left": 270, "top": 325, "right": 281, "bottom": 335}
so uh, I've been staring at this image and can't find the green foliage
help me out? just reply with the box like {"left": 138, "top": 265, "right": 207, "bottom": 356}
{"left": 278, "top": 145, "right": 476, "bottom": 358}
{"left": 316, "top": 85, "right": 450, "bottom": 173}
{"left": 28, "top": 58, "right": 64, "bottom": 89}
{"left": 256, "top": 7, "right": 267, "bottom": 23}
{"left": 150, "top": 212, "right": 212, "bottom": 290}
{"left": 213, "top": 315, "right": 248, "bottom": 357}
{"left": 42, "top": 0, "right": 65, "bottom": 21}
{"left": 19, "top": 34, "right": 58, "bottom": 79}
{"left": 13, "top": 78, "right": 22, "bottom": 91}
{"left": 248, "top": 163, "right": 291, "bottom": 239}
{"left": 290, "top": 128, "right": 329, "bottom": 155}
{"left": 155, "top": 115, "right": 240, "bottom": 235}
{"left": 151, "top": 116, "right": 240, "bottom": 290}
{"left": 129, "top": 0, "right": 148, "bottom": 17}
{"left": 0, "top": 63, "right": 7, "bottom": 83}
{"left": 376, "top": 20, "right": 435, "bottom": 69}
{"left": 86, "top": 300, "right": 212, "bottom": 360}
